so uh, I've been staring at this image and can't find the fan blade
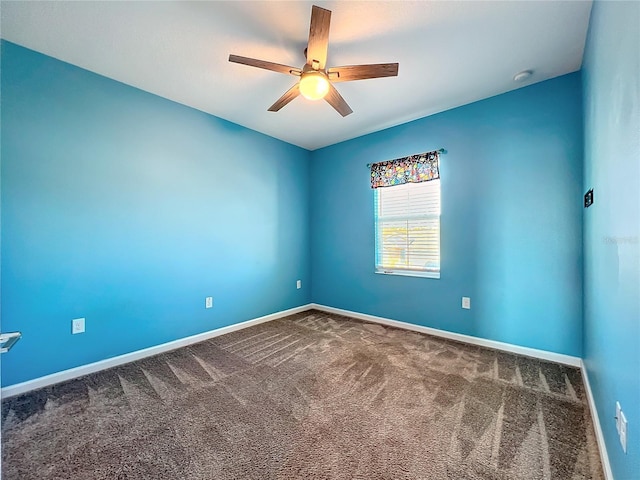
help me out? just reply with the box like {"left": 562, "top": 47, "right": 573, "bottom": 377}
{"left": 306, "top": 6, "right": 331, "bottom": 69}
{"left": 229, "top": 54, "right": 301, "bottom": 76}
{"left": 268, "top": 84, "right": 300, "bottom": 112}
{"left": 324, "top": 83, "right": 353, "bottom": 117}
{"left": 327, "top": 63, "right": 399, "bottom": 83}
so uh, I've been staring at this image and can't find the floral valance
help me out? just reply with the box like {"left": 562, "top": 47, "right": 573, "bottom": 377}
{"left": 370, "top": 150, "right": 440, "bottom": 189}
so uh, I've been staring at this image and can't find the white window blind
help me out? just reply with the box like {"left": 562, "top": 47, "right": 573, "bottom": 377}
{"left": 374, "top": 180, "right": 441, "bottom": 278}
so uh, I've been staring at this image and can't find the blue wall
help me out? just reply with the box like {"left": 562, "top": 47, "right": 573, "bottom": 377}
{"left": 4, "top": 14, "right": 638, "bottom": 476}
{"left": 311, "top": 74, "right": 584, "bottom": 357}
{"left": 1, "top": 42, "right": 311, "bottom": 386}
{"left": 582, "top": 1, "right": 640, "bottom": 478}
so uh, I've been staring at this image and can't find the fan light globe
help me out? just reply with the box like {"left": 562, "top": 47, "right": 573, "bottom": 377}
{"left": 299, "top": 72, "right": 330, "bottom": 100}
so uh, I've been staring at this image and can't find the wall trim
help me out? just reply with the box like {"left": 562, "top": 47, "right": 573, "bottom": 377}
{"left": 3, "top": 301, "right": 609, "bottom": 477}
{"left": 1, "top": 304, "right": 312, "bottom": 399}
{"left": 580, "top": 360, "right": 614, "bottom": 480}
{"left": 1, "top": 301, "right": 584, "bottom": 394}
{"left": 309, "top": 304, "right": 615, "bottom": 475}
{"left": 310, "top": 303, "right": 582, "bottom": 367}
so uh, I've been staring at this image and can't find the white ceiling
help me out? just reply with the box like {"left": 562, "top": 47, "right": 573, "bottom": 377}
{"left": 1, "top": 1, "right": 592, "bottom": 150}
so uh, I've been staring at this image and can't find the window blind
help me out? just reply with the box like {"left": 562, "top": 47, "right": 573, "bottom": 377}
{"left": 374, "top": 179, "right": 441, "bottom": 278}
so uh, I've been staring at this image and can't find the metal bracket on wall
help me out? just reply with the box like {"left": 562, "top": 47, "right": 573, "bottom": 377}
{"left": 0, "top": 331, "right": 22, "bottom": 353}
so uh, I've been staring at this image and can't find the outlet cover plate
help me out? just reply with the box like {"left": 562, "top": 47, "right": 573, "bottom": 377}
{"left": 296, "top": 280, "right": 302, "bottom": 289}
{"left": 72, "top": 318, "right": 85, "bottom": 334}
{"left": 620, "top": 409, "right": 627, "bottom": 453}
{"left": 205, "top": 297, "right": 213, "bottom": 309}
{"left": 462, "top": 297, "right": 471, "bottom": 309}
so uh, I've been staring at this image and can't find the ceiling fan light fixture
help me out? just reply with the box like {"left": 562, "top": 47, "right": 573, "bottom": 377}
{"left": 299, "top": 71, "right": 330, "bottom": 100}
{"left": 228, "top": 5, "right": 398, "bottom": 115}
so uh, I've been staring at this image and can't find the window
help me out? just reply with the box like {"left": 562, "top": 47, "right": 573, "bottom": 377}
{"left": 374, "top": 179, "right": 441, "bottom": 278}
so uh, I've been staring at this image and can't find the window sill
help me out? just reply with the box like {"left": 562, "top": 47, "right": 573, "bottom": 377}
{"left": 375, "top": 269, "right": 440, "bottom": 279}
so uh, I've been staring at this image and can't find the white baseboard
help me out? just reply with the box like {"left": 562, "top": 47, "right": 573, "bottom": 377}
{"left": 1, "top": 304, "right": 312, "bottom": 399}
{"left": 1, "top": 302, "right": 583, "bottom": 396}
{"left": 309, "top": 304, "right": 613, "bottom": 473}
{"left": 3, "top": 301, "right": 609, "bottom": 477}
{"left": 310, "top": 303, "right": 582, "bottom": 367}
{"left": 580, "top": 360, "right": 614, "bottom": 480}
{"left": 308, "top": 305, "right": 615, "bottom": 472}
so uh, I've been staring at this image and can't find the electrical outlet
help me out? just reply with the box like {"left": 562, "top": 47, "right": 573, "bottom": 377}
{"left": 72, "top": 318, "right": 85, "bottom": 334}
{"left": 462, "top": 297, "right": 471, "bottom": 309}
{"left": 616, "top": 402, "right": 628, "bottom": 453}
{"left": 296, "top": 280, "right": 302, "bottom": 289}
{"left": 620, "top": 410, "right": 627, "bottom": 453}
{"left": 205, "top": 297, "right": 213, "bottom": 309}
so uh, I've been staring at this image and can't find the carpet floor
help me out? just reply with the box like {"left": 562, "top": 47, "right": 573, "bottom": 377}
{"left": 2, "top": 310, "right": 604, "bottom": 479}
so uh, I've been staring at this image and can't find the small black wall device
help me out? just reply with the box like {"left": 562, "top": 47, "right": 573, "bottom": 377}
{"left": 584, "top": 189, "right": 594, "bottom": 208}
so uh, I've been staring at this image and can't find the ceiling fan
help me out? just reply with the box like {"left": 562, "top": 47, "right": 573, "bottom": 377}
{"left": 228, "top": 5, "right": 399, "bottom": 117}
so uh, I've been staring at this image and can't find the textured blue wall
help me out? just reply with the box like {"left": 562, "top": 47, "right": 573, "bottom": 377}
{"left": 311, "top": 74, "right": 584, "bottom": 357}
{"left": 1, "top": 42, "right": 311, "bottom": 387}
{"left": 582, "top": 1, "right": 640, "bottom": 478}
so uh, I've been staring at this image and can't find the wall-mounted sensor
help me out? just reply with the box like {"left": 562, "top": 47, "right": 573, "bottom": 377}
{"left": 513, "top": 70, "right": 533, "bottom": 82}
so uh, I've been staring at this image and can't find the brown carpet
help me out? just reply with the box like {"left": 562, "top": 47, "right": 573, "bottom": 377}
{"left": 2, "top": 309, "right": 603, "bottom": 479}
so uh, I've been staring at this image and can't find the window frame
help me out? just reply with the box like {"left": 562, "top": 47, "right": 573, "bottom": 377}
{"left": 374, "top": 179, "right": 441, "bottom": 279}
